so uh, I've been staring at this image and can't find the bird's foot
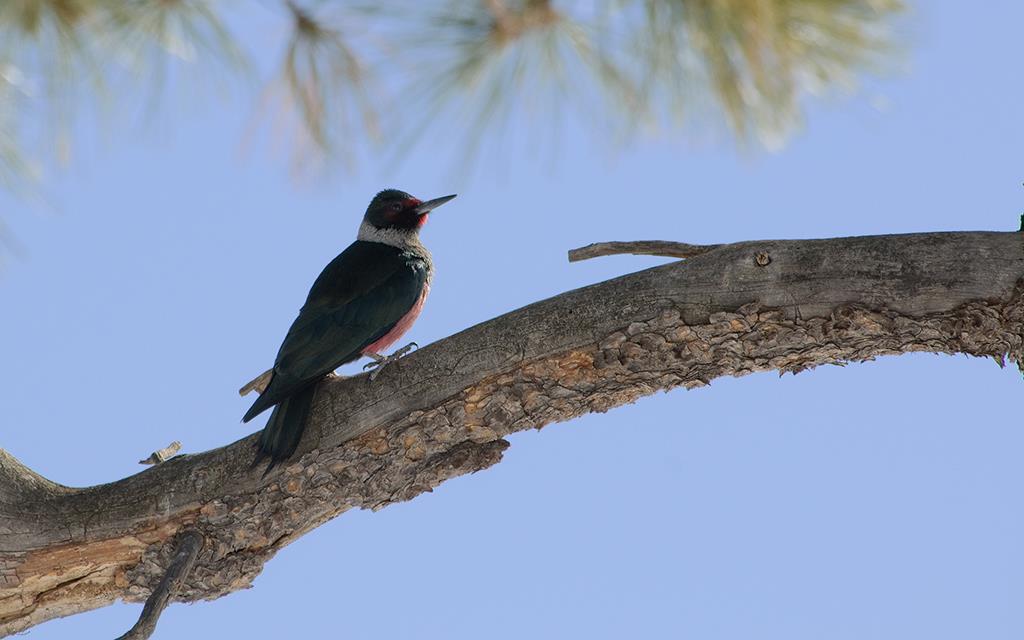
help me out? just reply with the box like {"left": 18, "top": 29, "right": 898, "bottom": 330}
{"left": 363, "top": 342, "right": 419, "bottom": 381}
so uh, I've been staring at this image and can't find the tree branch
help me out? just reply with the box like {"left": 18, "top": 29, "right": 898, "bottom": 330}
{"left": 1, "top": 230, "right": 1023, "bottom": 636}
{"left": 567, "top": 240, "right": 721, "bottom": 262}
{"left": 115, "top": 531, "right": 204, "bottom": 640}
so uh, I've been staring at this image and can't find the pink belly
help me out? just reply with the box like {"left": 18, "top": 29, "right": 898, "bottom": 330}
{"left": 361, "top": 282, "right": 430, "bottom": 355}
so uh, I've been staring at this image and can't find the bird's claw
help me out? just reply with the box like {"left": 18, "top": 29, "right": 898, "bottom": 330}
{"left": 363, "top": 342, "right": 419, "bottom": 380}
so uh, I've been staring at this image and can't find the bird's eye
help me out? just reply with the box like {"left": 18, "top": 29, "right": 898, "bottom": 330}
{"left": 391, "top": 203, "right": 403, "bottom": 212}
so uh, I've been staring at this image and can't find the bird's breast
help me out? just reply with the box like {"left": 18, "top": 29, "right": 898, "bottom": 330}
{"left": 361, "top": 279, "right": 430, "bottom": 356}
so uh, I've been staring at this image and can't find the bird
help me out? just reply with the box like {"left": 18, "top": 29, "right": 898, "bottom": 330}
{"left": 242, "top": 189, "right": 456, "bottom": 469}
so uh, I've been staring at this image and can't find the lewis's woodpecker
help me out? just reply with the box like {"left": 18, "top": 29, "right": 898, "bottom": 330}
{"left": 242, "top": 189, "right": 456, "bottom": 467}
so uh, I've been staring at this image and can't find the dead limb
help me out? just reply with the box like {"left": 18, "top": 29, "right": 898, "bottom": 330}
{"left": 2, "top": 230, "right": 1023, "bottom": 635}
{"left": 115, "top": 530, "right": 204, "bottom": 640}
{"left": 567, "top": 240, "right": 722, "bottom": 262}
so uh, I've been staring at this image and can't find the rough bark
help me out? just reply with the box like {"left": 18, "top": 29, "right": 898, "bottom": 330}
{"left": 2, "top": 230, "right": 1023, "bottom": 637}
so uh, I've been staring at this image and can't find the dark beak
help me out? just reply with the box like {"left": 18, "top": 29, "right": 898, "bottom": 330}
{"left": 414, "top": 194, "right": 457, "bottom": 215}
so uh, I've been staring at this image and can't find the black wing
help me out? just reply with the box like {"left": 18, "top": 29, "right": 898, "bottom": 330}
{"left": 243, "top": 241, "right": 427, "bottom": 422}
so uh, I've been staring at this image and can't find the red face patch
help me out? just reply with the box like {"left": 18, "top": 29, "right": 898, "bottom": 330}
{"left": 383, "top": 198, "right": 428, "bottom": 228}
{"left": 406, "top": 198, "right": 428, "bottom": 227}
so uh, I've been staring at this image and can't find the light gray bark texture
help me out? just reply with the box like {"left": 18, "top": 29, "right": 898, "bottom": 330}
{"left": 2, "top": 231, "right": 1023, "bottom": 636}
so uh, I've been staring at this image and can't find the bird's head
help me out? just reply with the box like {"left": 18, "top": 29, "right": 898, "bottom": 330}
{"left": 361, "top": 189, "right": 457, "bottom": 236}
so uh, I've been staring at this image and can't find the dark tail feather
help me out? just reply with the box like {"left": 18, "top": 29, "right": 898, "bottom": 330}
{"left": 252, "top": 384, "right": 317, "bottom": 473}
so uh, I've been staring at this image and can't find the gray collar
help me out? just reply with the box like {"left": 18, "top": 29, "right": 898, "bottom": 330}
{"left": 357, "top": 221, "right": 423, "bottom": 250}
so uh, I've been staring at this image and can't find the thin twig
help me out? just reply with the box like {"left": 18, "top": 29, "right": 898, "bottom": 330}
{"left": 567, "top": 240, "right": 722, "bottom": 263}
{"left": 115, "top": 530, "right": 205, "bottom": 640}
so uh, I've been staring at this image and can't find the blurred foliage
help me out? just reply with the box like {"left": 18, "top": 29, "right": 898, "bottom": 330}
{"left": 0, "top": 0, "right": 904, "bottom": 191}
{"left": 632, "top": 0, "right": 902, "bottom": 146}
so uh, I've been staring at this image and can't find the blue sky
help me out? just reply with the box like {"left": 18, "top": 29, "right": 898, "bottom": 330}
{"left": 2, "top": 1, "right": 1023, "bottom": 638}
